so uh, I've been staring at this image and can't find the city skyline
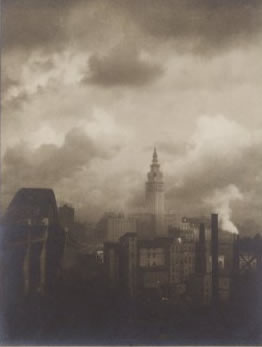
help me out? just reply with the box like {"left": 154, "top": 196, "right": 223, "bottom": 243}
{"left": 2, "top": 2, "right": 262, "bottom": 345}
{"left": 2, "top": 0, "right": 262, "bottom": 235}
{"left": 1, "top": 145, "right": 255, "bottom": 235}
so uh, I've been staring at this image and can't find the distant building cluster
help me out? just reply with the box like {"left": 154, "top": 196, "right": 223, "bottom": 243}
{"left": 104, "top": 215, "right": 237, "bottom": 305}
{"left": 97, "top": 150, "right": 214, "bottom": 245}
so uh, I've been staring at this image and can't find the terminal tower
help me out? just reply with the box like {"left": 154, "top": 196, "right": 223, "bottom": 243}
{"left": 145, "top": 148, "right": 166, "bottom": 235}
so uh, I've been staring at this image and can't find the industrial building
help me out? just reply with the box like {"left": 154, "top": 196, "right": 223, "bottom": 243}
{"left": 104, "top": 213, "right": 238, "bottom": 306}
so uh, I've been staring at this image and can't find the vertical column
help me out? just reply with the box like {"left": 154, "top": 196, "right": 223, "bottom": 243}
{"left": 231, "top": 234, "right": 240, "bottom": 301}
{"left": 39, "top": 218, "right": 49, "bottom": 295}
{"left": 23, "top": 220, "right": 32, "bottom": 295}
{"left": 211, "top": 213, "right": 219, "bottom": 304}
{"left": 128, "top": 235, "right": 137, "bottom": 297}
{"left": 233, "top": 234, "right": 240, "bottom": 274}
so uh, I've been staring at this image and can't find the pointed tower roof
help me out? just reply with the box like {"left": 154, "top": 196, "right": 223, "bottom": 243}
{"left": 152, "top": 147, "right": 158, "bottom": 164}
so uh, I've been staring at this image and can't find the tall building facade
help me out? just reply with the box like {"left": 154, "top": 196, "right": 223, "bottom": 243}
{"left": 106, "top": 214, "right": 136, "bottom": 242}
{"left": 97, "top": 213, "right": 137, "bottom": 242}
{"left": 145, "top": 148, "right": 165, "bottom": 235}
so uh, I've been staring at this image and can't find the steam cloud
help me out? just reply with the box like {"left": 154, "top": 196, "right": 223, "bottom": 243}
{"left": 204, "top": 184, "right": 243, "bottom": 234}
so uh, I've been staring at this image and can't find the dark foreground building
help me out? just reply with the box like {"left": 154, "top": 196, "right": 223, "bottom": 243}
{"left": 0, "top": 188, "right": 65, "bottom": 308}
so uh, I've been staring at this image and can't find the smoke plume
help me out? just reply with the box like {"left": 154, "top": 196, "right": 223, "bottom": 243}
{"left": 204, "top": 184, "right": 243, "bottom": 234}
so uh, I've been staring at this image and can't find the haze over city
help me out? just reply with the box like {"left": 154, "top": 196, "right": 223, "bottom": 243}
{"left": 2, "top": 1, "right": 262, "bottom": 345}
{"left": 2, "top": 0, "right": 262, "bottom": 235}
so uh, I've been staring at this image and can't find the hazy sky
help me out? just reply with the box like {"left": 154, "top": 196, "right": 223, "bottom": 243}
{"left": 2, "top": 0, "right": 262, "bottom": 233}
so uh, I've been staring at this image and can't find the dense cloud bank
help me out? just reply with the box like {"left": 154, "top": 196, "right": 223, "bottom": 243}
{"left": 3, "top": 115, "right": 262, "bottom": 234}
{"left": 3, "top": 0, "right": 262, "bottom": 53}
{"left": 85, "top": 44, "right": 164, "bottom": 87}
{"left": 1, "top": 1, "right": 262, "bottom": 234}
{"left": 164, "top": 116, "right": 262, "bottom": 233}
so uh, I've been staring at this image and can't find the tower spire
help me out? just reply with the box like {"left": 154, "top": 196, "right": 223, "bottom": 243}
{"left": 145, "top": 148, "right": 165, "bottom": 235}
{"left": 152, "top": 147, "right": 158, "bottom": 164}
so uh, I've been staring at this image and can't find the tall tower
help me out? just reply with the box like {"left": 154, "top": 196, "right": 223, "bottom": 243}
{"left": 145, "top": 148, "right": 165, "bottom": 235}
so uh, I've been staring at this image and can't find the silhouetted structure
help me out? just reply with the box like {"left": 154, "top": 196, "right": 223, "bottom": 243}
{"left": 211, "top": 213, "right": 219, "bottom": 304}
{"left": 58, "top": 204, "right": 75, "bottom": 232}
{"left": 105, "top": 232, "right": 197, "bottom": 300}
{"left": 0, "top": 188, "right": 65, "bottom": 303}
{"left": 103, "top": 213, "right": 239, "bottom": 307}
{"left": 189, "top": 223, "right": 212, "bottom": 305}
{"left": 238, "top": 234, "right": 262, "bottom": 273}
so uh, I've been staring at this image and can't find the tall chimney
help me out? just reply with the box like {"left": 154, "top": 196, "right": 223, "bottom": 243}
{"left": 231, "top": 234, "right": 240, "bottom": 301}
{"left": 233, "top": 234, "right": 240, "bottom": 274}
{"left": 211, "top": 213, "right": 219, "bottom": 304}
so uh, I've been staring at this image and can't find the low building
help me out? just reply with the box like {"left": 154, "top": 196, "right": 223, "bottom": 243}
{"left": 137, "top": 237, "right": 170, "bottom": 298}
{"left": 104, "top": 233, "right": 196, "bottom": 301}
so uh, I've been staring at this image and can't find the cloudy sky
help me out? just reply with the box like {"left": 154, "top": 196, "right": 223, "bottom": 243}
{"left": 1, "top": 0, "right": 262, "bottom": 233}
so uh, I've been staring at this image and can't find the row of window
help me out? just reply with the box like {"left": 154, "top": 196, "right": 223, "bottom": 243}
{"left": 171, "top": 257, "right": 195, "bottom": 264}
{"left": 171, "top": 245, "right": 195, "bottom": 252}
{"left": 170, "top": 266, "right": 194, "bottom": 273}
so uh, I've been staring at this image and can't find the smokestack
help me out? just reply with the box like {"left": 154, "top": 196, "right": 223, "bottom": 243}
{"left": 233, "top": 234, "right": 240, "bottom": 274}
{"left": 211, "top": 213, "right": 219, "bottom": 304}
{"left": 196, "top": 223, "right": 206, "bottom": 274}
{"left": 231, "top": 234, "right": 240, "bottom": 301}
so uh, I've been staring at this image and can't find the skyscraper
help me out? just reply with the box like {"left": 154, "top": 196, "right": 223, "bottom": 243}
{"left": 145, "top": 148, "right": 166, "bottom": 235}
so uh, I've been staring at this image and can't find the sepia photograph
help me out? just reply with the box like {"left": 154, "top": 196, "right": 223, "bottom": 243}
{"left": 1, "top": 0, "right": 262, "bottom": 345}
